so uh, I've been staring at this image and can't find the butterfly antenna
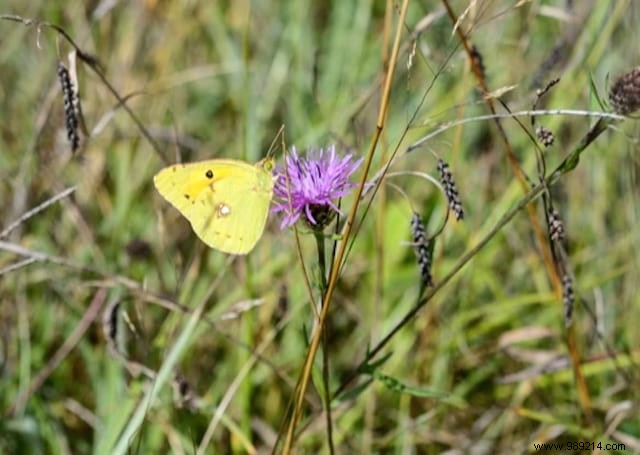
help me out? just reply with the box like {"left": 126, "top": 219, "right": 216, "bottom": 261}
{"left": 266, "top": 124, "right": 285, "bottom": 160}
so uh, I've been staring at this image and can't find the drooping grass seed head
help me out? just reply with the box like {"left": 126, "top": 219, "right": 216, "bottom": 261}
{"left": 410, "top": 212, "right": 433, "bottom": 288}
{"left": 437, "top": 159, "right": 464, "bottom": 221}
{"left": 57, "top": 62, "right": 80, "bottom": 152}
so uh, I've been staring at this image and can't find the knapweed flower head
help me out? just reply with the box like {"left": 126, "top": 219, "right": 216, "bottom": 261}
{"left": 272, "top": 145, "right": 362, "bottom": 229}
{"left": 609, "top": 67, "right": 640, "bottom": 116}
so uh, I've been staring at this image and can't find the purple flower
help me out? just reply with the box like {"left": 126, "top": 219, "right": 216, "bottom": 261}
{"left": 272, "top": 145, "right": 362, "bottom": 229}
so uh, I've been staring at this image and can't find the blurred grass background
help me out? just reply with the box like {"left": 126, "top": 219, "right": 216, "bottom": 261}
{"left": 1, "top": 0, "right": 639, "bottom": 453}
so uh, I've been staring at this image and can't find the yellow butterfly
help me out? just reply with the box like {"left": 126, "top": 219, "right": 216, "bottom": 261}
{"left": 153, "top": 157, "right": 274, "bottom": 255}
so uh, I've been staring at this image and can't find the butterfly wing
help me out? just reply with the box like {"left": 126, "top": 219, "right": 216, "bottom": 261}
{"left": 153, "top": 159, "right": 273, "bottom": 255}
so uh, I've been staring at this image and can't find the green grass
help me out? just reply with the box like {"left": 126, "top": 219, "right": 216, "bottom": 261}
{"left": 1, "top": 1, "right": 639, "bottom": 453}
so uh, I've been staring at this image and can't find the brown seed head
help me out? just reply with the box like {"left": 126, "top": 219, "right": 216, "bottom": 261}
{"left": 536, "top": 125, "right": 555, "bottom": 147}
{"left": 609, "top": 67, "right": 640, "bottom": 116}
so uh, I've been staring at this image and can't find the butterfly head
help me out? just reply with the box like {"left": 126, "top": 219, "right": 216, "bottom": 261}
{"left": 257, "top": 156, "right": 275, "bottom": 174}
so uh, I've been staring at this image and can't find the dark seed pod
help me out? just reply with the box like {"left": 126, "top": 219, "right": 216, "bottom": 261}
{"left": 536, "top": 125, "right": 555, "bottom": 147}
{"left": 470, "top": 44, "right": 485, "bottom": 80}
{"left": 102, "top": 300, "right": 120, "bottom": 357}
{"left": 437, "top": 160, "right": 464, "bottom": 221}
{"left": 609, "top": 67, "right": 640, "bottom": 116}
{"left": 410, "top": 212, "right": 433, "bottom": 287}
{"left": 173, "top": 373, "right": 197, "bottom": 410}
{"left": 57, "top": 62, "right": 80, "bottom": 152}
{"left": 548, "top": 209, "right": 565, "bottom": 242}
{"left": 535, "top": 78, "right": 560, "bottom": 99}
{"left": 562, "top": 274, "right": 574, "bottom": 327}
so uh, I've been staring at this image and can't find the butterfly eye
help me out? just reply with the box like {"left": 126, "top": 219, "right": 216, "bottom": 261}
{"left": 205, "top": 170, "right": 214, "bottom": 179}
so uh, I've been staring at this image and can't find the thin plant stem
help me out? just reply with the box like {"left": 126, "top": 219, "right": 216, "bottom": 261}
{"left": 315, "top": 232, "right": 328, "bottom": 291}
{"left": 280, "top": 1, "right": 410, "bottom": 452}
{"left": 281, "top": 127, "right": 318, "bottom": 318}
{"left": 0, "top": 186, "right": 76, "bottom": 239}
{"left": 314, "top": 231, "right": 334, "bottom": 454}
{"left": 406, "top": 110, "right": 622, "bottom": 153}
{"left": 321, "top": 327, "right": 334, "bottom": 455}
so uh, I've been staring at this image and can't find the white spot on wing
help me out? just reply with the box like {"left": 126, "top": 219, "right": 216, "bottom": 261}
{"left": 217, "top": 203, "right": 231, "bottom": 217}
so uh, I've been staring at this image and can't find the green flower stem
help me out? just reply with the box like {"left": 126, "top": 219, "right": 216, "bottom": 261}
{"left": 314, "top": 230, "right": 334, "bottom": 453}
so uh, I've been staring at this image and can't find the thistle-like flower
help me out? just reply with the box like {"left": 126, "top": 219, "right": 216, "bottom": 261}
{"left": 272, "top": 145, "right": 362, "bottom": 230}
